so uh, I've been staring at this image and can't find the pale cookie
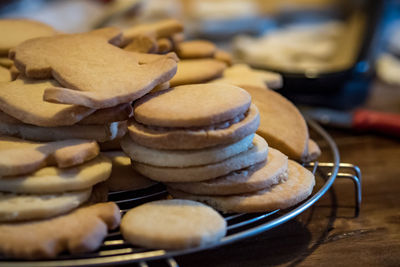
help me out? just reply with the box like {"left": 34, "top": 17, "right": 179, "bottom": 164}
{"left": 0, "top": 155, "right": 111, "bottom": 194}
{"left": 157, "top": 38, "right": 173, "bottom": 53}
{"left": 168, "top": 147, "right": 288, "bottom": 195}
{"left": 103, "top": 151, "right": 155, "bottom": 192}
{"left": 170, "top": 59, "right": 227, "bottom": 87}
{"left": 169, "top": 160, "right": 315, "bottom": 213}
{"left": 0, "top": 189, "right": 91, "bottom": 222}
{"left": 302, "top": 139, "right": 321, "bottom": 162}
{"left": 0, "top": 65, "right": 10, "bottom": 82}
{"left": 213, "top": 64, "right": 283, "bottom": 90}
{"left": 121, "top": 134, "right": 254, "bottom": 168}
{"left": 133, "top": 134, "right": 268, "bottom": 182}
{"left": 242, "top": 86, "right": 309, "bottom": 160}
{"left": 176, "top": 40, "right": 216, "bottom": 59}
{"left": 0, "top": 202, "right": 120, "bottom": 259}
{"left": 0, "top": 118, "right": 127, "bottom": 142}
{"left": 214, "top": 49, "right": 233, "bottom": 66}
{"left": 78, "top": 103, "right": 133, "bottom": 125}
{"left": 0, "top": 57, "right": 13, "bottom": 68}
{"left": 123, "top": 19, "right": 183, "bottom": 45}
{"left": 0, "top": 19, "right": 56, "bottom": 56}
{"left": 124, "top": 34, "right": 158, "bottom": 53}
{"left": 128, "top": 104, "right": 259, "bottom": 150}
{"left": 10, "top": 28, "right": 178, "bottom": 109}
{"left": 0, "top": 77, "right": 95, "bottom": 127}
{"left": 0, "top": 136, "right": 99, "bottom": 176}
{"left": 134, "top": 84, "right": 251, "bottom": 127}
{"left": 121, "top": 199, "right": 226, "bottom": 250}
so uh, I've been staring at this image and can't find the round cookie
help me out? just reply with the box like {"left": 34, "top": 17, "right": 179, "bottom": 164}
{"left": 0, "top": 19, "right": 56, "bottom": 56}
{"left": 170, "top": 59, "right": 227, "bottom": 87}
{"left": 134, "top": 84, "right": 251, "bottom": 128}
{"left": 120, "top": 199, "right": 226, "bottom": 250}
{"left": 168, "top": 147, "right": 288, "bottom": 195}
{"left": 169, "top": 160, "right": 315, "bottom": 213}
{"left": 0, "top": 189, "right": 92, "bottom": 222}
{"left": 121, "top": 134, "right": 254, "bottom": 168}
{"left": 0, "top": 65, "right": 10, "bottom": 82}
{"left": 128, "top": 104, "right": 260, "bottom": 150}
{"left": 133, "top": 134, "right": 268, "bottom": 182}
{"left": 0, "top": 155, "right": 111, "bottom": 194}
{"left": 176, "top": 40, "right": 216, "bottom": 59}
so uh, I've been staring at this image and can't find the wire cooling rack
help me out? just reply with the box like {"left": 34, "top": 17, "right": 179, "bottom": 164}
{"left": 0, "top": 120, "right": 362, "bottom": 267}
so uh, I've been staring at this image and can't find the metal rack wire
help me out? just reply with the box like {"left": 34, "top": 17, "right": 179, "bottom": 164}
{"left": 0, "top": 120, "right": 362, "bottom": 267}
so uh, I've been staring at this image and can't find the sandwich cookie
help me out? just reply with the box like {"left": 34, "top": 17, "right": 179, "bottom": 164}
{"left": 121, "top": 199, "right": 226, "bottom": 250}
{"left": 133, "top": 134, "right": 268, "bottom": 182}
{"left": 169, "top": 160, "right": 315, "bottom": 213}
{"left": 168, "top": 147, "right": 288, "bottom": 195}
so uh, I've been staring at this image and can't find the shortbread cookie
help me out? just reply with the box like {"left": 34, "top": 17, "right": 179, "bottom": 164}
{"left": 170, "top": 59, "right": 227, "bottom": 87}
{"left": 242, "top": 86, "right": 308, "bottom": 160}
{"left": 128, "top": 104, "right": 259, "bottom": 150}
{"left": 151, "top": 81, "right": 170, "bottom": 93}
{"left": 103, "top": 151, "right": 155, "bottom": 192}
{"left": 214, "top": 49, "right": 233, "bottom": 65}
{"left": 0, "top": 118, "right": 127, "bottom": 142}
{"left": 10, "top": 28, "right": 178, "bottom": 108}
{"left": 0, "top": 155, "right": 111, "bottom": 193}
{"left": 176, "top": 40, "right": 216, "bottom": 59}
{"left": 0, "top": 57, "right": 13, "bottom": 68}
{"left": 0, "top": 65, "right": 10, "bottom": 82}
{"left": 121, "top": 134, "right": 254, "bottom": 168}
{"left": 213, "top": 64, "right": 283, "bottom": 90}
{"left": 169, "top": 160, "right": 315, "bottom": 213}
{"left": 0, "top": 136, "right": 99, "bottom": 176}
{"left": 133, "top": 134, "right": 268, "bottom": 182}
{"left": 0, "top": 189, "right": 91, "bottom": 222}
{"left": 121, "top": 199, "right": 226, "bottom": 250}
{"left": 0, "top": 202, "right": 120, "bottom": 259}
{"left": 124, "top": 34, "right": 158, "bottom": 53}
{"left": 78, "top": 103, "right": 133, "bottom": 125}
{"left": 0, "top": 77, "right": 95, "bottom": 127}
{"left": 0, "top": 19, "right": 56, "bottom": 56}
{"left": 123, "top": 19, "right": 183, "bottom": 45}
{"left": 168, "top": 147, "right": 288, "bottom": 195}
{"left": 303, "top": 139, "right": 321, "bottom": 162}
{"left": 157, "top": 38, "right": 173, "bottom": 53}
{"left": 134, "top": 84, "right": 251, "bottom": 127}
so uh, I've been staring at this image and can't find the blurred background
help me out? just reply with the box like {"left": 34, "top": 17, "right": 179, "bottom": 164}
{"left": 1, "top": 0, "right": 399, "bottom": 111}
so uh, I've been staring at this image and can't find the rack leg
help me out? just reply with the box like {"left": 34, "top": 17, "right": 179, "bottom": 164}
{"left": 336, "top": 173, "right": 362, "bottom": 217}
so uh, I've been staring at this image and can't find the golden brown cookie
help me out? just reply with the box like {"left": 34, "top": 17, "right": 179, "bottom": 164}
{"left": 0, "top": 57, "right": 12, "bottom": 68}
{"left": 157, "top": 38, "right": 173, "bottom": 53}
{"left": 176, "top": 40, "right": 216, "bottom": 59}
{"left": 0, "top": 202, "right": 120, "bottom": 259}
{"left": 169, "top": 160, "right": 315, "bottom": 213}
{"left": 0, "top": 65, "right": 10, "bottom": 82}
{"left": 10, "top": 28, "right": 178, "bottom": 108}
{"left": 170, "top": 59, "right": 227, "bottom": 87}
{"left": 123, "top": 34, "right": 158, "bottom": 53}
{"left": 134, "top": 84, "right": 251, "bottom": 127}
{"left": 121, "top": 199, "right": 226, "bottom": 250}
{"left": 214, "top": 49, "right": 233, "bottom": 65}
{"left": 78, "top": 103, "right": 133, "bottom": 125}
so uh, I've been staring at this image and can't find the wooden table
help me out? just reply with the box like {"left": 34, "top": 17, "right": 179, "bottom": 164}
{"left": 175, "top": 81, "right": 400, "bottom": 266}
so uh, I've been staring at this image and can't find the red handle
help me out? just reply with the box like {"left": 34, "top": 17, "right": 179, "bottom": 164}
{"left": 353, "top": 109, "right": 400, "bottom": 137}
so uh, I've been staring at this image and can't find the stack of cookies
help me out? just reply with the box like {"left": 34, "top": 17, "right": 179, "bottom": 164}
{"left": 121, "top": 83, "right": 315, "bottom": 213}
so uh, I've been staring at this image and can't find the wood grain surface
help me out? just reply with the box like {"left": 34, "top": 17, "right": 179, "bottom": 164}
{"left": 174, "top": 81, "right": 400, "bottom": 267}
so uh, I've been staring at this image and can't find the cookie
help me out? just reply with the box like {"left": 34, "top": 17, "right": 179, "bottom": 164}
{"left": 214, "top": 49, "right": 233, "bottom": 66}
{"left": 121, "top": 133, "right": 254, "bottom": 168}
{"left": 0, "top": 19, "right": 56, "bottom": 56}
{"left": 170, "top": 59, "right": 227, "bottom": 87}
{"left": 10, "top": 28, "right": 178, "bottom": 108}
{"left": 0, "top": 136, "right": 99, "bottom": 176}
{"left": 134, "top": 84, "right": 251, "bottom": 127}
{"left": 0, "top": 189, "right": 91, "bottom": 222}
{"left": 169, "top": 160, "right": 315, "bottom": 213}
{"left": 303, "top": 139, "right": 321, "bottom": 162}
{"left": 0, "top": 117, "right": 127, "bottom": 142}
{"left": 0, "top": 65, "right": 10, "bottom": 82}
{"left": 242, "top": 86, "right": 309, "bottom": 160}
{"left": 133, "top": 134, "right": 268, "bottom": 182}
{"left": 157, "top": 38, "right": 173, "bottom": 53}
{"left": 123, "top": 34, "right": 157, "bottom": 53}
{"left": 127, "top": 104, "right": 259, "bottom": 150}
{"left": 0, "top": 77, "right": 95, "bottom": 127}
{"left": 9, "top": 64, "right": 19, "bottom": 80}
{"left": 78, "top": 103, "right": 133, "bottom": 125}
{"left": 123, "top": 19, "right": 183, "bottom": 45}
{"left": 213, "top": 64, "right": 283, "bottom": 90}
{"left": 176, "top": 40, "right": 216, "bottom": 59}
{"left": 0, "top": 57, "right": 13, "bottom": 68}
{"left": 121, "top": 199, "right": 226, "bottom": 250}
{"left": 0, "top": 155, "right": 111, "bottom": 194}
{"left": 0, "top": 202, "right": 120, "bottom": 259}
{"left": 150, "top": 81, "right": 170, "bottom": 93}
{"left": 168, "top": 147, "right": 288, "bottom": 195}
{"left": 103, "top": 151, "right": 155, "bottom": 192}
